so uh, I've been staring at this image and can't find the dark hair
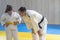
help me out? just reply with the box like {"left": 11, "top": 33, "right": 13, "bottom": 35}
{"left": 5, "top": 5, "right": 12, "bottom": 13}
{"left": 18, "top": 7, "right": 26, "bottom": 12}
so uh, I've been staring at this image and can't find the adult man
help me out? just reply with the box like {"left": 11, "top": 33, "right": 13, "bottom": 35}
{"left": 18, "top": 7, "right": 48, "bottom": 40}
{"left": 1, "top": 5, "right": 21, "bottom": 40}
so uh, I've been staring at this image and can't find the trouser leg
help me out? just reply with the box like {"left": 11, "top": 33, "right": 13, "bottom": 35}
{"left": 12, "top": 30, "right": 18, "bottom": 40}
{"left": 6, "top": 30, "right": 12, "bottom": 40}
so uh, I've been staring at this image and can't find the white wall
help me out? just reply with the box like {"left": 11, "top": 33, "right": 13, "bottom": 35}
{"left": 0, "top": 0, "right": 60, "bottom": 24}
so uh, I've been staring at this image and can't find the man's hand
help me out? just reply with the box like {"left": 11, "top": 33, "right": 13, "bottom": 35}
{"left": 32, "top": 29, "right": 36, "bottom": 34}
{"left": 14, "top": 21, "right": 19, "bottom": 25}
{"left": 37, "top": 30, "right": 43, "bottom": 36}
{"left": 3, "top": 23, "right": 9, "bottom": 27}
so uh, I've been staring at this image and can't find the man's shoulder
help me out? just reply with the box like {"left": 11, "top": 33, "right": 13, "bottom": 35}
{"left": 26, "top": 10, "right": 35, "bottom": 14}
{"left": 13, "top": 11, "right": 19, "bottom": 15}
{"left": 26, "top": 10, "right": 42, "bottom": 17}
{"left": 12, "top": 11, "right": 20, "bottom": 17}
{"left": 26, "top": 10, "right": 39, "bottom": 13}
{"left": 26, "top": 10, "right": 35, "bottom": 12}
{"left": 26, "top": 10, "right": 39, "bottom": 15}
{"left": 13, "top": 11, "right": 18, "bottom": 14}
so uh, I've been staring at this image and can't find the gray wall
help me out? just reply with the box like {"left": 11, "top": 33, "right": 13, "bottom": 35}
{"left": 0, "top": 0, "right": 60, "bottom": 24}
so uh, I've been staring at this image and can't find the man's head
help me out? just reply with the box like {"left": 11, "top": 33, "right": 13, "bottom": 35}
{"left": 18, "top": 7, "right": 26, "bottom": 16}
{"left": 5, "top": 5, "right": 12, "bottom": 15}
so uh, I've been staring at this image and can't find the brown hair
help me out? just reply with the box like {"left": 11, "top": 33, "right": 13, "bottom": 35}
{"left": 18, "top": 7, "right": 26, "bottom": 12}
{"left": 5, "top": 5, "right": 12, "bottom": 13}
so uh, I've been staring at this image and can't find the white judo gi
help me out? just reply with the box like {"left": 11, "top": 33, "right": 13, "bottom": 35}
{"left": 1, "top": 11, "right": 21, "bottom": 40}
{"left": 22, "top": 10, "right": 48, "bottom": 40}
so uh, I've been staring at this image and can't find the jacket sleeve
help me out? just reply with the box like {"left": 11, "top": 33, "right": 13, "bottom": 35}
{"left": 0, "top": 15, "right": 6, "bottom": 25}
{"left": 17, "top": 15, "right": 22, "bottom": 23}
{"left": 15, "top": 13, "right": 22, "bottom": 24}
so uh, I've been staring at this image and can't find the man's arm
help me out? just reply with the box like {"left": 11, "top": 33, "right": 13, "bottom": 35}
{"left": 0, "top": 15, "right": 9, "bottom": 27}
{"left": 1, "top": 15, "right": 5, "bottom": 26}
{"left": 14, "top": 13, "right": 22, "bottom": 25}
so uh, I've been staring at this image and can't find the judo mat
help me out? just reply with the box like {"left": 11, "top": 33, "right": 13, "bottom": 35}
{"left": 0, "top": 23, "right": 60, "bottom": 40}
